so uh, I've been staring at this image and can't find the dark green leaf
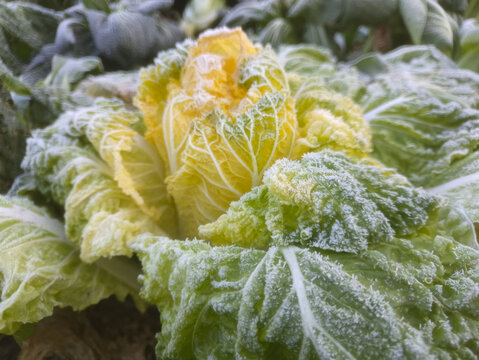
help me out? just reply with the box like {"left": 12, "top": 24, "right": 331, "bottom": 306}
{"left": 81, "top": 0, "right": 110, "bottom": 14}
{"left": 399, "top": 0, "right": 428, "bottom": 44}
{"left": 422, "top": 0, "right": 454, "bottom": 50}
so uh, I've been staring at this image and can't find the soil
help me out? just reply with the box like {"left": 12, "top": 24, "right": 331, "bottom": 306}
{"left": 2, "top": 296, "right": 161, "bottom": 360}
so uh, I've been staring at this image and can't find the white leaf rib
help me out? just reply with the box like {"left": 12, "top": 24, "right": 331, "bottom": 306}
{"left": 364, "top": 96, "right": 413, "bottom": 122}
{"left": 426, "top": 171, "right": 479, "bottom": 193}
{"left": 282, "top": 247, "right": 355, "bottom": 360}
{"left": 0, "top": 205, "right": 67, "bottom": 243}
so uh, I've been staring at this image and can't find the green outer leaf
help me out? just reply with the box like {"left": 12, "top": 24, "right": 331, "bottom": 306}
{"left": 278, "top": 45, "right": 363, "bottom": 99}
{"left": 43, "top": 56, "right": 103, "bottom": 90}
{"left": 422, "top": 0, "right": 454, "bottom": 51}
{"left": 82, "top": 0, "right": 110, "bottom": 13}
{"left": 399, "top": 0, "right": 428, "bottom": 44}
{"left": 0, "top": 195, "right": 138, "bottom": 335}
{"left": 279, "top": 43, "right": 479, "bottom": 226}
{"left": 356, "top": 47, "right": 479, "bottom": 177}
{"left": 0, "top": 59, "right": 31, "bottom": 96}
{"left": 427, "top": 152, "right": 479, "bottom": 222}
{"left": 132, "top": 225, "right": 479, "bottom": 359}
{"left": 458, "top": 20, "right": 479, "bottom": 73}
{"left": 351, "top": 46, "right": 479, "bottom": 222}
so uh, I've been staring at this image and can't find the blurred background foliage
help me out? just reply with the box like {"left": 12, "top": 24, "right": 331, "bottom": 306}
{"left": 2, "top": 0, "right": 479, "bottom": 193}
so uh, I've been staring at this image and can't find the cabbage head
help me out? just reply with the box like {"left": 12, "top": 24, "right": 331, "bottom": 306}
{"left": 135, "top": 28, "right": 371, "bottom": 236}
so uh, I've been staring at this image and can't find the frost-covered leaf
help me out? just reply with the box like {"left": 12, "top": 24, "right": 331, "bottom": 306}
{"left": 353, "top": 46, "right": 479, "bottom": 221}
{"left": 281, "top": 44, "right": 479, "bottom": 223}
{"left": 200, "top": 152, "right": 437, "bottom": 252}
{"left": 21, "top": 100, "right": 173, "bottom": 261}
{"left": 0, "top": 195, "right": 139, "bottom": 335}
{"left": 133, "top": 220, "right": 479, "bottom": 359}
{"left": 73, "top": 71, "right": 139, "bottom": 107}
{"left": 292, "top": 81, "right": 370, "bottom": 158}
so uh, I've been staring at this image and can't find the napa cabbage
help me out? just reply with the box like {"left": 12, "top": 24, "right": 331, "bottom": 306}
{"left": 129, "top": 29, "right": 479, "bottom": 360}
{"left": 135, "top": 28, "right": 371, "bottom": 237}
{"left": 3, "top": 28, "right": 479, "bottom": 360}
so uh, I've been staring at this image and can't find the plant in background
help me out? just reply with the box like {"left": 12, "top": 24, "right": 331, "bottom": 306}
{"left": 181, "top": 0, "right": 227, "bottom": 37}
{"left": 21, "top": 0, "right": 184, "bottom": 83}
{"left": 0, "top": 0, "right": 185, "bottom": 194}
{"left": 457, "top": 18, "right": 479, "bottom": 72}
{"left": 220, "top": 0, "right": 463, "bottom": 59}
